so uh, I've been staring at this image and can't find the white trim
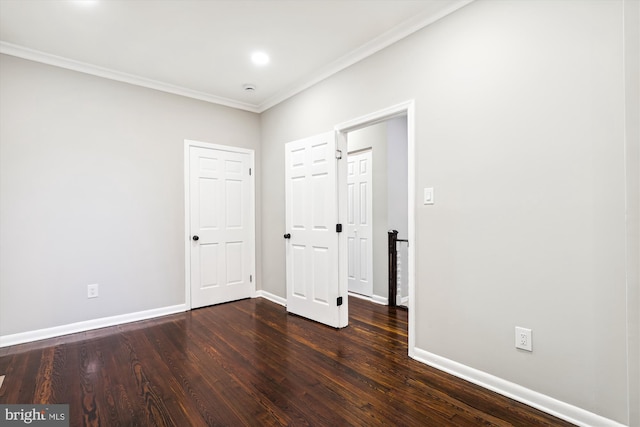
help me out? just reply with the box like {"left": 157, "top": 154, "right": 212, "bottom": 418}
{"left": 411, "top": 347, "right": 626, "bottom": 427}
{"left": 183, "top": 140, "right": 256, "bottom": 311}
{"left": 347, "top": 291, "right": 371, "bottom": 301}
{"left": 406, "top": 103, "right": 417, "bottom": 357}
{"left": 0, "top": 42, "right": 260, "bottom": 113}
{"left": 255, "top": 291, "right": 287, "bottom": 307}
{"left": 0, "top": 304, "right": 186, "bottom": 348}
{"left": 257, "top": 0, "right": 473, "bottom": 112}
{"left": 184, "top": 143, "right": 192, "bottom": 310}
{"left": 336, "top": 100, "right": 416, "bottom": 355}
{"left": 335, "top": 101, "right": 413, "bottom": 133}
{"left": 347, "top": 292, "right": 388, "bottom": 306}
{"left": 371, "top": 295, "right": 389, "bottom": 306}
{"left": 623, "top": 0, "right": 640, "bottom": 424}
{"left": 336, "top": 130, "right": 350, "bottom": 328}
{"left": 0, "top": 2, "right": 472, "bottom": 114}
{"left": 184, "top": 140, "right": 256, "bottom": 155}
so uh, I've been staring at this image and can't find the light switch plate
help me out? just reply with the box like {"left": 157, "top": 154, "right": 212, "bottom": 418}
{"left": 424, "top": 187, "right": 434, "bottom": 205}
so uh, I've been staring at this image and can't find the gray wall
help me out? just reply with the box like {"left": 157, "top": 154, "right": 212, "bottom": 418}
{"left": 387, "top": 116, "right": 408, "bottom": 241}
{"left": 260, "top": 0, "right": 638, "bottom": 424}
{"left": 387, "top": 116, "right": 408, "bottom": 300}
{"left": 0, "top": 54, "right": 261, "bottom": 336}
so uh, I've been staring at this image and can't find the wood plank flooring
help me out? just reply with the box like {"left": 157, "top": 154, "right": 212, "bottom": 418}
{"left": 0, "top": 297, "right": 575, "bottom": 426}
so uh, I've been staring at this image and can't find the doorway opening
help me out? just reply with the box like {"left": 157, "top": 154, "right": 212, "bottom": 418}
{"left": 345, "top": 116, "right": 409, "bottom": 309}
{"left": 336, "top": 100, "right": 416, "bottom": 355}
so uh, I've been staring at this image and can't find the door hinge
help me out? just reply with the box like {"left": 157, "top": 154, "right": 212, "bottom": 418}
{"left": 336, "top": 224, "right": 342, "bottom": 233}
{"left": 337, "top": 296, "right": 343, "bottom": 306}
{"left": 335, "top": 149, "right": 343, "bottom": 160}
{"left": 250, "top": 274, "right": 253, "bottom": 283}
{"left": 249, "top": 168, "right": 252, "bottom": 176}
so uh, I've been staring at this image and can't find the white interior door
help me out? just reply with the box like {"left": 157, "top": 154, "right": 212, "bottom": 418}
{"left": 347, "top": 150, "right": 373, "bottom": 296}
{"left": 188, "top": 144, "right": 254, "bottom": 309}
{"left": 285, "top": 132, "right": 347, "bottom": 328}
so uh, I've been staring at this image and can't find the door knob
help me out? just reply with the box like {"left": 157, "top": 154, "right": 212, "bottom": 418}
{"left": 283, "top": 233, "right": 291, "bottom": 239}
{"left": 192, "top": 235, "right": 199, "bottom": 241}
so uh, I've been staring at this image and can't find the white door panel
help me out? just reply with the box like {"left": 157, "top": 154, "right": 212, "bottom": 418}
{"left": 347, "top": 150, "right": 373, "bottom": 296}
{"left": 189, "top": 145, "right": 254, "bottom": 309}
{"left": 285, "top": 132, "right": 346, "bottom": 328}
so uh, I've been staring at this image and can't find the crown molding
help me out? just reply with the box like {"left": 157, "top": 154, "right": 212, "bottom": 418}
{"left": 256, "top": 0, "right": 474, "bottom": 112}
{"left": 0, "top": 41, "right": 261, "bottom": 113}
{"left": 0, "top": 0, "right": 473, "bottom": 114}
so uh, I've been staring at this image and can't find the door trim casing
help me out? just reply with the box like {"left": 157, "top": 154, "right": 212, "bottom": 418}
{"left": 183, "top": 140, "right": 256, "bottom": 310}
{"left": 335, "top": 100, "right": 416, "bottom": 355}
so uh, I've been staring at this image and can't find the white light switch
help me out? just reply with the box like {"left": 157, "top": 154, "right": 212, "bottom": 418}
{"left": 424, "top": 187, "right": 434, "bottom": 205}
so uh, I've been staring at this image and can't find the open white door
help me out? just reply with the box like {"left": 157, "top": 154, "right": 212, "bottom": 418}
{"left": 285, "top": 132, "right": 347, "bottom": 328}
{"left": 188, "top": 143, "right": 254, "bottom": 309}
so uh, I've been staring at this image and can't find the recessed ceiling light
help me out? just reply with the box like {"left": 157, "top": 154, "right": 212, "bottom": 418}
{"left": 251, "top": 52, "right": 270, "bottom": 66}
{"left": 72, "top": 0, "right": 99, "bottom": 6}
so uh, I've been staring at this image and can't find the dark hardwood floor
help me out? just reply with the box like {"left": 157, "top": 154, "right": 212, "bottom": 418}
{"left": 0, "top": 296, "right": 574, "bottom": 426}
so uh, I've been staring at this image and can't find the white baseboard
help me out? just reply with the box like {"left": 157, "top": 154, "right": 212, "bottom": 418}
{"left": 371, "top": 294, "right": 388, "bottom": 305}
{"left": 1, "top": 293, "right": 286, "bottom": 348}
{"left": 348, "top": 292, "right": 388, "bottom": 306}
{"left": 411, "top": 347, "right": 626, "bottom": 427}
{"left": 255, "top": 290, "right": 286, "bottom": 306}
{"left": 347, "top": 292, "right": 371, "bottom": 301}
{"left": 0, "top": 304, "right": 187, "bottom": 348}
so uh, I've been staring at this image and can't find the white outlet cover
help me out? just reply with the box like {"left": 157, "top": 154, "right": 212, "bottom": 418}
{"left": 87, "top": 284, "right": 99, "bottom": 299}
{"left": 424, "top": 187, "right": 434, "bottom": 205}
{"left": 515, "top": 326, "right": 532, "bottom": 351}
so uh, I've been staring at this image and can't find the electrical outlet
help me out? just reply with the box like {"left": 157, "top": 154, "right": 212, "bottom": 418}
{"left": 87, "top": 284, "right": 99, "bottom": 299}
{"left": 515, "top": 327, "right": 532, "bottom": 351}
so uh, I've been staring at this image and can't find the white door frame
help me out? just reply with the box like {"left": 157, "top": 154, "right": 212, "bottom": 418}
{"left": 183, "top": 139, "right": 256, "bottom": 310}
{"left": 335, "top": 100, "right": 416, "bottom": 356}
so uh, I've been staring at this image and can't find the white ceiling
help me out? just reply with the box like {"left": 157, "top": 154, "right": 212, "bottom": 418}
{"left": 0, "top": 0, "right": 471, "bottom": 112}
